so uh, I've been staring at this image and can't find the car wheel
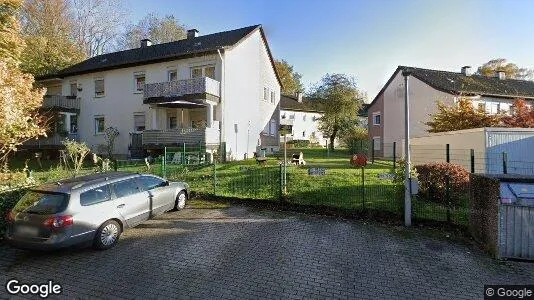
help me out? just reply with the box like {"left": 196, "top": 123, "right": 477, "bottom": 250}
{"left": 93, "top": 220, "right": 122, "bottom": 250}
{"left": 174, "top": 191, "right": 187, "bottom": 211}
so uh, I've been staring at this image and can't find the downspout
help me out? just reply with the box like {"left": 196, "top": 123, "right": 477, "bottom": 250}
{"left": 217, "top": 48, "right": 225, "bottom": 158}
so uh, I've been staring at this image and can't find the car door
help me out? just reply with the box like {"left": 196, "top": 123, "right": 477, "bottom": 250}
{"left": 137, "top": 175, "right": 175, "bottom": 216}
{"left": 111, "top": 178, "right": 149, "bottom": 227}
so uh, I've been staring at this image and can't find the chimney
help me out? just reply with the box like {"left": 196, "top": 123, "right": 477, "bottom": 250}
{"left": 461, "top": 66, "right": 472, "bottom": 76}
{"left": 296, "top": 92, "right": 303, "bottom": 103}
{"left": 140, "top": 39, "right": 152, "bottom": 48}
{"left": 187, "top": 29, "right": 199, "bottom": 39}
{"left": 496, "top": 70, "right": 506, "bottom": 80}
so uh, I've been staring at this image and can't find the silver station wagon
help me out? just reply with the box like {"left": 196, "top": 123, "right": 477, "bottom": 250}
{"left": 5, "top": 172, "right": 189, "bottom": 251}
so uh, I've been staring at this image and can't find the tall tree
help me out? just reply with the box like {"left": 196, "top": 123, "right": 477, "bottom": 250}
{"left": 425, "top": 98, "right": 501, "bottom": 133}
{"left": 477, "top": 58, "right": 533, "bottom": 80}
{"left": 274, "top": 59, "right": 303, "bottom": 95}
{"left": 20, "top": 0, "right": 86, "bottom": 76}
{"left": 0, "top": 0, "right": 46, "bottom": 167}
{"left": 309, "top": 73, "right": 364, "bottom": 150}
{"left": 119, "top": 13, "right": 187, "bottom": 50}
{"left": 501, "top": 99, "right": 534, "bottom": 128}
{"left": 71, "top": 0, "right": 128, "bottom": 56}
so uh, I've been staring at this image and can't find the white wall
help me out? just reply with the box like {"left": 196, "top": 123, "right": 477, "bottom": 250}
{"left": 48, "top": 55, "right": 220, "bottom": 157}
{"left": 280, "top": 109, "right": 326, "bottom": 144}
{"left": 224, "top": 29, "right": 280, "bottom": 160}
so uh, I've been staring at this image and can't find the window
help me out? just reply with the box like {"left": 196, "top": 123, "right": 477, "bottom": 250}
{"left": 477, "top": 102, "right": 486, "bottom": 111}
{"left": 270, "top": 119, "right": 276, "bottom": 136}
{"left": 263, "top": 87, "right": 269, "bottom": 101}
{"left": 94, "top": 116, "right": 105, "bottom": 134}
{"left": 168, "top": 69, "right": 178, "bottom": 81}
{"left": 94, "top": 78, "right": 105, "bottom": 97}
{"left": 138, "top": 176, "right": 165, "bottom": 191}
{"left": 373, "top": 137, "right": 381, "bottom": 151}
{"left": 70, "top": 115, "right": 78, "bottom": 133}
{"left": 289, "top": 114, "right": 295, "bottom": 120}
{"left": 80, "top": 185, "right": 111, "bottom": 206}
{"left": 373, "top": 113, "right": 381, "bottom": 125}
{"left": 168, "top": 116, "right": 177, "bottom": 129}
{"left": 13, "top": 191, "right": 69, "bottom": 214}
{"left": 134, "top": 73, "right": 145, "bottom": 92}
{"left": 134, "top": 114, "right": 145, "bottom": 132}
{"left": 270, "top": 91, "right": 275, "bottom": 104}
{"left": 281, "top": 114, "right": 286, "bottom": 119}
{"left": 111, "top": 179, "right": 139, "bottom": 198}
{"left": 70, "top": 82, "right": 77, "bottom": 97}
{"left": 190, "top": 65, "right": 215, "bottom": 79}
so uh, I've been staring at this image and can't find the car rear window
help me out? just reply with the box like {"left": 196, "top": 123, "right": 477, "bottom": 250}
{"left": 80, "top": 185, "right": 111, "bottom": 206}
{"left": 13, "top": 190, "right": 69, "bottom": 215}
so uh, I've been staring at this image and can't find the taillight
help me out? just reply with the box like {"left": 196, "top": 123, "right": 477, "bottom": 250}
{"left": 6, "top": 211, "right": 14, "bottom": 222}
{"left": 43, "top": 215, "right": 73, "bottom": 229}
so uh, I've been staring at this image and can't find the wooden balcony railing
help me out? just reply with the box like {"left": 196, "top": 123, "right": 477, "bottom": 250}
{"left": 142, "top": 127, "right": 220, "bottom": 146}
{"left": 23, "top": 133, "right": 79, "bottom": 148}
{"left": 42, "top": 95, "right": 80, "bottom": 110}
{"left": 144, "top": 77, "right": 220, "bottom": 99}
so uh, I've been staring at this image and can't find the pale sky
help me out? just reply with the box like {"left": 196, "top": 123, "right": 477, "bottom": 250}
{"left": 127, "top": 0, "right": 534, "bottom": 102}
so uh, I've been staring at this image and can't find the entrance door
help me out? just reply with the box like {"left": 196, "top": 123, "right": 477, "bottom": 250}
{"left": 129, "top": 133, "right": 144, "bottom": 158}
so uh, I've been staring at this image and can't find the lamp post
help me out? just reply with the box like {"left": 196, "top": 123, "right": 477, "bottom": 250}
{"left": 402, "top": 68, "right": 412, "bottom": 227}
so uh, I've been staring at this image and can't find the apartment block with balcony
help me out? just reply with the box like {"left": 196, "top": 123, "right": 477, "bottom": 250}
{"left": 36, "top": 25, "right": 281, "bottom": 160}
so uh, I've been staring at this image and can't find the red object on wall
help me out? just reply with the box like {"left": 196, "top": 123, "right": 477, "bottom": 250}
{"left": 350, "top": 154, "right": 367, "bottom": 167}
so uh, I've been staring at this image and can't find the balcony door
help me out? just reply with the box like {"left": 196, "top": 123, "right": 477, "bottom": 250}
{"left": 190, "top": 65, "right": 215, "bottom": 79}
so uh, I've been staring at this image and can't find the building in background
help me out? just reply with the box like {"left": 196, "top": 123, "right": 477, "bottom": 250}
{"left": 367, "top": 66, "right": 534, "bottom": 157}
{"left": 33, "top": 25, "right": 281, "bottom": 161}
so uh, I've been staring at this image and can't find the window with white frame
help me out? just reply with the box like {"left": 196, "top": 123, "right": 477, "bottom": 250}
{"left": 477, "top": 102, "right": 486, "bottom": 111}
{"left": 289, "top": 113, "right": 295, "bottom": 120}
{"left": 373, "top": 137, "right": 381, "bottom": 150}
{"left": 133, "top": 114, "right": 145, "bottom": 132}
{"left": 190, "top": 65, "right": 215, "bottom": 79}
{"left": 168, "top": 69, "right": 178, "bottom": 81}
{"left": 94, "top": 78, "right": 105, "bottom": 97}
{"left": 270, "top": 91, "right": 275, "bottom": 104}
{"left": 70, "top": 82, "right": 77, "bottom": 97}
{"left": 94, "top": 116, "right": 105, "bottom": 134}
{"left": 263, "top": 87, "right": 269, "bottom": 101}
{"left": 373, "top": 112, "right": 381, "bottom": 125}
{"left": 134, "top": 73, "right": 145, "bottom": 92}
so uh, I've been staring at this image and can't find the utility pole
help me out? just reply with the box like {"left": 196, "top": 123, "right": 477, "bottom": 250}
{"left": 403, "top": 68, "right": 412, "bottom": 227}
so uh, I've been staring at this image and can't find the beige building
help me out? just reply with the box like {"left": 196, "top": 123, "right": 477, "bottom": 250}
{"left": 367, "top": 66, "right": 534, "bottom": 157}
{"left": 32, "top": 25, "right": 281, "bottom": 161}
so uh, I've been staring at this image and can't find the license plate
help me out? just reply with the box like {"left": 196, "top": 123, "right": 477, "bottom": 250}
{"left": 15, "top": 225, "right": 39, "bottom": 237}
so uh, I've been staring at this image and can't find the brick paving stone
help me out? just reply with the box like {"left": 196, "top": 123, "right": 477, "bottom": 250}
{"left": 0, "top": 204, "right": 533, "bottom": 299}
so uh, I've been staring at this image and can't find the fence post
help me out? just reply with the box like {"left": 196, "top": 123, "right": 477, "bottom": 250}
{"left": 183, "top": 143, "right": 186, "bottom": 164}
{"left": 470, "top": 149, "right": 475, "bottom": 173}
{"left": 371, "top": 140, "right": 375, "bottom": 164}
{"left": 162, "top": 148, "right": 167, "bottom": 179}
{"left": 361, "top": 167, "right": 365, "bottom": 211}
{"left": 213, "top": 162, "right": 217, "bottom": 196}
{"left": 502, "top": 152, "right": 508, "bottom": 174}
{"left": 279, "top": 163, "right": 283, "bottom": 200}
{"left": 446, "top": 144, "right": 450, "bottom": 163}
{"left": 393, "top": 142, "right": 396, "bottom": 170}
{"left": 445, "top": 175, "right": 451, "bottom": 223}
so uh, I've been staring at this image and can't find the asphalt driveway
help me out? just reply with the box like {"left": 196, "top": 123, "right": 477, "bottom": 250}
{"left": 0, "top": 203, "right": 533, "bottom": 299}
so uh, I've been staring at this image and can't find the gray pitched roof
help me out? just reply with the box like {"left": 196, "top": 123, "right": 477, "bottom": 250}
{"left": 280, "top": 94, "right": 323, "bottom": 113}
{"left": 403, "top": 66, "right": 534, "bottom": 98}
{"left": 39, "top": 25, "right": 266, "bottom": 79}
{"left": 369, "top": 66, "right": 534, "bottom": 108}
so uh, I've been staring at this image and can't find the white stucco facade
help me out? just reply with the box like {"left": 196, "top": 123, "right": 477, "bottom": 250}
{"left": 40, "top": 26, "right": 281, "bottom": 160}
{"left": 280, "top": 109, "right": 327, "bottom": 145}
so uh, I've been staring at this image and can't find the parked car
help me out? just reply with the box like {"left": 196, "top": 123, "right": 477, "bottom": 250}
{"left": 4, "top": 172, "right": 189, "bottom": 251}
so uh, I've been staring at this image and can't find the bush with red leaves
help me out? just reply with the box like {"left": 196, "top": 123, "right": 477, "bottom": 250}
{"left": 414, "top": 163, "right": 470, "bottom": 205}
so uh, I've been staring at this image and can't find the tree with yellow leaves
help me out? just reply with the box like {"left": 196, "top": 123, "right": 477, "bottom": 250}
{"left": 0, "top": 0, "right": 47, "bottom": 168}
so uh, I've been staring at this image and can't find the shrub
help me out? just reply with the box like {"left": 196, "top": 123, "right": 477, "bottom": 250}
{"left": 0, "top": 188, "right": 28, "bottom": 236}
{"left": 287, "top": 140, "right": 310, "bottom": 148}
{"left": 414, "top": 163, "right": 470, "bottom": 205}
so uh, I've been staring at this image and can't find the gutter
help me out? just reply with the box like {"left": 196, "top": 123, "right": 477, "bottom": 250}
{"left": 217, "top": 48, "right": 226, "bottom": 150}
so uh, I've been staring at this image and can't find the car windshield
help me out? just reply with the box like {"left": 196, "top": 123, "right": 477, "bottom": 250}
{"left": 13, "top": 190, "right": 69, "bottom": 215}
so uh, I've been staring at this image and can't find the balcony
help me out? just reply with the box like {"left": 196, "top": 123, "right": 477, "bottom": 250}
{"left": 42, "top": 95, "right": 80, "bottom": 111}
{"left": 143, "top": 77, "right": 220, "bottom": 104}
{"left": 142, "top": 125, "right": 220, "bottom": 148}
{"left": 23, "top": 133, "right": 79, "bottom": 149}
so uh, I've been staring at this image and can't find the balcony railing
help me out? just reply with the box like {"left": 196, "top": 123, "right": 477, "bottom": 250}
{"left": 144, "top": 77, "right": 220, "bottom": 99}
{"left": 42, "top": 95, "right": 80, "bottom": 110}
{"left": 142, "top": 126, "right": 220, "bottom": 146}
{"left": 23, "top": 133, "right": 79, "bottom": 148}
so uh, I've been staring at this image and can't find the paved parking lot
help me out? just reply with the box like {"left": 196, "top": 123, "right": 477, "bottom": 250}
{"left": 1, "top": 204, "right": 533, "bottom": 299}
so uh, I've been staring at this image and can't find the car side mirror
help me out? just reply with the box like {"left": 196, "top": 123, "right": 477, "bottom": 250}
{"left": 163, "top": 181, "right": 170, "bottom": 187}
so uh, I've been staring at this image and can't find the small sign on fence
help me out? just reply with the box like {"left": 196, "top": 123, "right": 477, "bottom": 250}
{"left": 308, "top": 168, "right": 326, "bottom": 176}
{"left": 377, "top": 173, "right": 395, "bottom": 180}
